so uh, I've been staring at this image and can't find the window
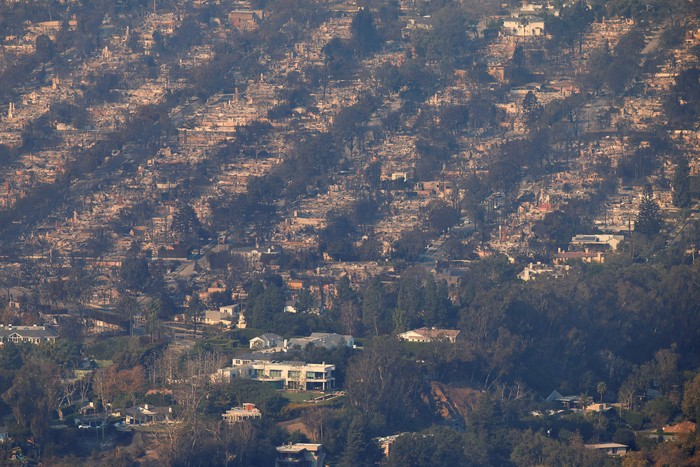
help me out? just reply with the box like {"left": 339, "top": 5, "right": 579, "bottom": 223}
{"left": 288, "top": 370, "right": 300, "bottom": 379}
{"left": 269, "top": 370, "right": 282, "bottom": 378}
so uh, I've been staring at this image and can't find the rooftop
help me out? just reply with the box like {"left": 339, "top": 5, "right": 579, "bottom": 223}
{"left": 276, "top": 443, "right": 324, "bottom": 454}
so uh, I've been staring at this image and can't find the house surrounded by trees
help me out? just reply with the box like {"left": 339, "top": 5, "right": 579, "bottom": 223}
{"left": 0, "top": 325, "right": 57, "bottom": 345}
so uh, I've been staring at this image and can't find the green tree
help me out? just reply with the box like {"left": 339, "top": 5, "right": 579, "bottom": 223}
{"left": 3, "top": 358, "right": 61, "bottom": 450}
{"left": 644, "top": 397, "right": 676, "bottom": 429}
{"left": 393, "top": 229, "right": 430, "bottom": 262}
{"left": 339, "top": 416, "right": 382, "bottom": 467}
{"left": 654, "top": 348, "right": 680, "bottom": 393}
{"left": 335, "top": 276, "right": 356, "bottom": 305}
{"left": 186, "top": 295, "right": 205, "bottom": 339}
{"left": 635, "top": 184, "right": 662, "bottom": 235}
{"left": 581, "top": 43, "right": 612, "bottom": 94}
{"left": 606, "top": 29, "right": 645, "bottom": 94}
{"left": 145, "top": 299, "right": 163, "bottom": 342}
{"left": 427, "top": 201, "right": 460, "bottom": 233}
{"left": 50, "top": 101, "right": 89, "bottom": 129}
{"left": 345, "top": 337, "right": 426, "bottom": 429}
{"left": 350, "top": 8, "right": 380, "bottom": 57}
{"left": 115, "top": 294, "right": 140, "bottom": 337}
{"left": 597, "top": 381, "right": 607, "bottom": 403}
{"left": 522, "top": 91, "right": 543, "bottom": 128}
{"left": 665, "top": 68, "right": 700, "bottom": 125}
{"left": 566, "top": 0, "right": 595, "bottom": 53}
{"left": 387, "top": 427, "right": 473, "bottom": 466}
{"left": 172, "top": 203, "right": 201, "bottom": 243}
{"left": 35, "top": 34, "right": 56, "bottom": 63}
{"left": 509, "top": 45, "right": 533, "bottom": 85}
{"left": 358, "top": 237, "right": 382, "bottom": 261}
{"left": 248, "top": 283, "right": 284, "bottom": 329}
{"left": 119, "top": 255, "right": 151, "bottom": 292}
{"left": 332, "top": 99, "right": 373, "bottom": 157}
{"left": 323, "top": 37, "right": 355, "bottom": 81}
{"left": 434, "top": 280, "right": 456, "bottom": 327}
{"left": 682, "top": 372, "right": 700, "bottom": 422}
{"left": 0, "top": 344, "right": 22, "bottom": 371}
{"left": 0, "top": 144, "right": 14, "bottom": 167}
{"left": 295, "top": 289, "right": 314, "bottom": 313}
{"left": 510, "top": 429, "right": 607, "bottom": 466}
{"left": 210, "top": 379, "right": 287, "bottom": 419}
{"left": 362, "top": 277, "right": 389, "bottom": 336}
{"left": 438, "top": 104, "right": 469, "bottom": 135}
{"left": 320, "top": 215, "right": 358, "bottom": 262}
{"left": 579, "top": 393, "right": 592, "bottom": 410}
{"left": 413, "top": 6, "right": 469, "bottom": 72}
{"left": 365, "top": 160, "right": 382, "bottom": 191}
{"left": 672, "top": 157, "right": 691, "bottom": 208}
{"left": 395, "top": 267, "right": 429, "bottom": 331}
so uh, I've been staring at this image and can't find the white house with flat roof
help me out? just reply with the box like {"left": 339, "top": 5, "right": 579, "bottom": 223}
{"left": 215, "top": 359, "right": 336, "bottom": 391}
{"left": 585, "top": 443, "right": 629, "bottom": 456}
{"left": 275, "top": 443, "right": 325, "bottom": 467}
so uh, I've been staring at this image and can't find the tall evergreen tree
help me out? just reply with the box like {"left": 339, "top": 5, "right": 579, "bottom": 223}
{"left": 435, "top": 280, "right": 456, "bottom": 327}
{"left": 249, "top": 284, "right": 284, "bottom": 329}
{"left": 351, "top": 8, "right": 380, "bottom": 57}
{"left": 672, "top": 157, "right": 691, "bottom": 208}
{"left": 339, "top": 416, "right": 382, "bottom": 467}
{"left": 362, "top": 277, "right": 388, "bottom": 336}
{"left": 636, "top": 184, "right": 662, "bottom": 235}
{"left": 172, "top": 203, "right": 201, "bottom": 243}
{"left": 521, "top": 91, "right": 542, "bottom": 128}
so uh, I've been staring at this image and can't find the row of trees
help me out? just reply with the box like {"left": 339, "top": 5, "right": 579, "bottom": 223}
{"left": 581, "top": 29, "right": 645, "bottom": 95}
{"left": 236, "top": 230, "right": 698, "bottom": 402}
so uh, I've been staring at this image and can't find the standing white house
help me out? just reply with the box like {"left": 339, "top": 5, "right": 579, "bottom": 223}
{"left": 397, "top": 327, "right": 461, "bottom": 343}
{"left": 222, "top": 403, "right": 262, "bottom": 423}
{"left": 249, "top": 333, "right": 283, "bottom": 349}
{"left": 215, "top": 359, "right": 336, "bottom": 391}
{"left": 0, "top": 325, "right": 58, "bottom": 345}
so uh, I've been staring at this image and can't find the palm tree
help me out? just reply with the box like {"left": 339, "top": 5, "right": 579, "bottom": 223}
{"left": 597, "top": 382, "right": 607, "bottom": 404}
{"left": 145, "top": 300, "right": 162, "bottom": 343}
{"left": 579, "top": 393, "right": 592, "bottom": 410}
